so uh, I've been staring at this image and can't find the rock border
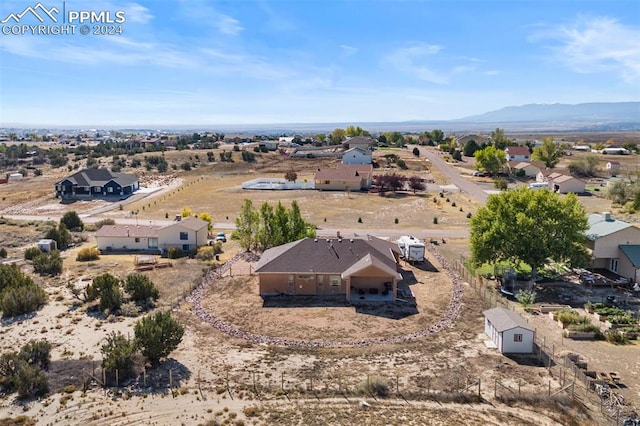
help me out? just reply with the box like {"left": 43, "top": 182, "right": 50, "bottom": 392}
{"left": 188, "top": 244, "right": 464, "bottom": 348}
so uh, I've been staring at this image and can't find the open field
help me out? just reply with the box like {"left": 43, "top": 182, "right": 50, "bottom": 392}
{"left": 0, "top": 143, "right": 638, "bottom": 424}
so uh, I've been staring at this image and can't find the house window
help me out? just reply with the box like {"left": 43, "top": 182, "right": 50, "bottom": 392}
{"left": 297, "top": 274, "right": 313, "bottom": 280}
{"left": 514, "top": 334, "right": 523, "bottom": 342}
{"left": 329, "top": 276, "right": 341, "bottom": 286}
{"left": 323, "top": 180, "right": 330, "bottom": 184}
{"left": 93, "top": 186, "right": 101, "bottom": 192}
{"left": 182, "top": 244, "right": 190, "bottom": 251}
{"left": 107, "top": 187, "right": 113, "bottom": 193}
{"left": 318, "top": 276, "right": 323, "bottom": 286}
{"left": 610, "top": 258, "right": 618, "bottom": 273}
{"left": 288, "top": 275, "right": 294, "bottom": 287}
{"left": 135, "top": 237, "right": 140, "bottom": 243}
{"left": 179, "top": 232, "right": 188, "bottom": 240}
{"left": 148, "top": 238, "right": 158, "bottom": 249}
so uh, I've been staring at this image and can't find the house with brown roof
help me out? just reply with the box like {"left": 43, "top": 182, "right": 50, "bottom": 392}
{"left": 96, "top": 217, "right": 208, "bottom": 254}
{"left": 504, "top": 146, "right": 531, "bottom": 162}
{"left": 255, "top": 235, "right": 402, "bottom": 301}
{"left": 314, "top": 164, "right": 373, "bottom": 191}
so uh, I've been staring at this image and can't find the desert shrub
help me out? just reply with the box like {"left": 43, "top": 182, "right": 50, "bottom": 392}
{"left": 0, "top": 283, "right": 47, "bottom": 317}
{"left": 433, "top": 217, "right": 438, "bottom": 224}
{"left": 167, "top": 247, "right": 184, "bottom": 259}
{"left": 119, "top": 301, "right": 141, "bottom": 317}
{"left": 196, "top": 246, "right": 216, "bottom": 261}
{"left": 92, "top": 218, "right": 116, "bottom": 230}
{"left": 124, "top": 274, "right": 159, "bottom": 303}
{"left": 556, "top": 309, "right": 582, "bottom": 325}
{"left": 76, "top": 247, "right": 100, "bottom": 262}
{"left": 19, "top": 340, "right": 51, "bottom": 370}
{"left": 604, "top": 330, "right": 629, "bottom": 345}
{"left": 0, "top": 248, "right": 7, "bottom": 258}
{"left": 32, "top": 251, "right": 63, "bottom": 276}
{"left": 24, "top": 247, "right": 41, "bottom": 260}
{"left": 0, "top": 340, "right": 51, "bottom": 399}
{"left": 358, "top": 375, "right": 389, "bottom": 397}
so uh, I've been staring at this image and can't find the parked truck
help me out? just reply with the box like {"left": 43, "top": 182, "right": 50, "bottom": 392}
{"left": 397, "top": 235, "right": 425, "bottom": 262}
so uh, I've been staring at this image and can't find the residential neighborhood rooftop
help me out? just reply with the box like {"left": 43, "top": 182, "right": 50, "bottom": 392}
{"left": 484, "top": 307, "right": 533, "bottom": 332}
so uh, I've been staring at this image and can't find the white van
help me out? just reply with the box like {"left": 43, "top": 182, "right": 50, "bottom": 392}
{"left": 528, "top": 182, "right": 549, "bottom": 190}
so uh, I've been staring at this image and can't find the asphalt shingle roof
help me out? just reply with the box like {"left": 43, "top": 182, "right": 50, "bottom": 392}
{"left": 484, "top": 307, "right": 533, "bottom": 332}
{"left": 58, "top": 168, "right": 138, "bottom": 187}
{"left": 586, "top": 213, "right": 632, "bottom": 240}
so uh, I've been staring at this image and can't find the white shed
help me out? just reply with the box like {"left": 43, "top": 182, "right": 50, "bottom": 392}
{"left": 37, "top": 239, "right": 57, "bottom": 252}
{"left": 342, "top": 147, "right": 372, "bottom": 165}
{"left": 484, "top": 307, "right": 534, "bottom": 354}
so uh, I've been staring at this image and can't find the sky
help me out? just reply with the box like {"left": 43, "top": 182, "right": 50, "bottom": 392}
{"left": 0, "top": 0, "right": 639, "bottom": 127}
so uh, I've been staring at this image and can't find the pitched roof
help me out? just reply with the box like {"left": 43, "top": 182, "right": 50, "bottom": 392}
{"left": 172, "top": 216, "right": 209, "bottom": 231}
{"left": 57, "top": 168, "right": 138, "bottom": 187}
{"left": 344, "top": 146, "right": 370, "bottom": 155}
{"left": 314, "top": 164, "right": 373, "bottom": 181}
{"left": 586, "top": 213, "right": 634, "bottom": 240}
{"left": 553, "top": 174, "right": 582, "bottom": 184}
{"left": 95, "top": 224, "right": 160, "bottom": 238}
{"left": 484, "top": 307, "right": 533, "bottom": 332}
{"left": 505, "top": 146, "right": 531, "bottom": 157}
{"left": 620, "top": 245, "right": 640, "bottom": 268}
{"left": 346, "top": 136, "right": 376, "bottom": 146}
{"left": 255, "top": 236, "right": 400, "bottom": 279}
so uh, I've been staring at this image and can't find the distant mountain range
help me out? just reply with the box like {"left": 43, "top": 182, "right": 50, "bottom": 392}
{"left": 455, "top": 102, "right": 640, "bottom": 131}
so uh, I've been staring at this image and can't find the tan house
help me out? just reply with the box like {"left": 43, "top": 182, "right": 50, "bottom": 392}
{"left": 550, "top": 174, "right": 585, "bottom": 194}
{"left": 586, "top": 213, "right": 640, "bottom": 281}
{"left": 255, "top": 235, "right": 402, "bottom": 302}
{"left": 509, "top": 161, "right": 541, "bottom": 178}
{"left": 314, "top": 164, "right": 373, "bottom": 191}
{"left": 96, "top": 217, "right": 208, "bottom": 254}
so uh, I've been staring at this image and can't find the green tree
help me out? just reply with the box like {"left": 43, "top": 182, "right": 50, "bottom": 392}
{"left": 430, "top": 129, "right": 445, "bottom": 145}
{"left": 32, "top": 251, "right": 63, "bottom": 276}
{"left": 124, "top": 274, "right": 159, "bottom": 304}
{"left": 86, "top": 273, "right": 123, "bottom": 312}
{"left": 515, "top": 289, "right": 537, "bottom": 311}
{"left": 199, "top": 212, "right": 213, "bottom": 232}
{"left": 490, "top": 128, "right": 510, "bottom": 150}
{"left": 45, "top": 223, "right": 71, "bottom": 249}
{"left": 532, "top": 137, "right": 562, "bottom": 168}
{"left": 329, "top": 128, "right": 346, "bottom": 145}
{"left": 567, "top": 155, "right": 599, "bottom": 177}
{"left": 271, "top": 201, "right": 290, "bottom": 247}
{"left": 100, "top": 331, "right": 137, "bottom": 381}
{"left": 257, "top": 202, "right": 275, "bottom": 251}
{"left": 470, "top": 187, "right": 589, "bottom": 282}
{"left": 463, "top": 139, "right": 480, "bottom": 157}
{"left": 134, "top": 311, "right": 184, "bottom": 365}
{"left": 60, "top": 211, "right": 84, "bottom": 231}
{"left": 473, "top": 145, "right": 506, "bottom": 175}
{"left": 288, "top": 200, "right": 309, "bottom": 240}
{"left": 234, "top": 199, "right": 259, "bottom": 251}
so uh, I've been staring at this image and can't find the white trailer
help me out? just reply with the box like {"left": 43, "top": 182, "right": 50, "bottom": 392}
{"left": 397, "top": 236, "right": 425, "bottom": 262}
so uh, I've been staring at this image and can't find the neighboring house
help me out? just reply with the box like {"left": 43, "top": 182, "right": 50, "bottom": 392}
{"left": 224, "top": 134, "right": 253, "bottom": 144}
{"left": 601, "top": 147, "right": 630, "bottom": 155}
{"left": 314, "top": 164, "right": 373, "bottom": 191}
{"left": 606, "top": 161, "right": 621, "bottom": 176}
{"left": 509, "top": 161, "right": 541, "bottom": 178}
{"left": 505, "top": 146, "right": 531, "bottom": 162}
{"left": 586, "top": 213, "right": 640, "bottom": 282}
{"left": 345, "top": 136, "right": 377, "bottom": 151}
{"left": 550, "top": 174, "right": 585, "bottom": 194}
{"left": 55, "top": 168, "right": 139, "bottom": 200}
{"left": 96, "top": 217, "right": 208, "bottom": 254}
{"left": 484, "top": 307, "right": 534, "bottom": 354}
{"left": 535, "top": 170, "right": 585, "bottom": 193}
{"left": 255, "top": 235, "right": 402, "bottom": 302}
{"left": 342, "top": 147, "right": 372, "bottom": 165}
{"left": 258, "top": 141, "right": 278, "bottom": 151}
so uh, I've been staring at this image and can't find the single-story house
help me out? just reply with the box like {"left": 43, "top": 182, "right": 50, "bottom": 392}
{"left": 509, "top": 161, "right": 541, "bottom": 178}
{"left": 586, "top": 213, "right": 640, "bottom": 282}
{"left": 550, "top": 174, "right": 585, "bottom": 194}
{"left": 55, "top": 168, "right": 139, "bottom": 200}
{"left": 255, "top": 235, "right": 402, "bottom": 302}
{"left": 484, "top": 307, "right": 534, "bottom": 354}
{"left": 601, "top": 147, "right": 630, "bottom": 155}
{"left": 96, "top": 217, "right": 208, "bottom": 254}
{"left": 258, "top": 141, "right": 278, "bottom": 151}
{"left": 606, "top": 161, "right": 621, "bottom": 176}
{"left": 342, "top": 146, "right": 372, "bottom": 165}
{"left": 535, "top": 170, "right": 585, "bottom": 193}
{"left": 314, "top": 164, "right": 373, "bottom": 191}
{"left": 505, "top": 146, "right": 531, "bottom": 162}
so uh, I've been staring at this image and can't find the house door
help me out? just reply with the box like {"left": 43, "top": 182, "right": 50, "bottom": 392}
{"left": 317, "top": 275, "right": 324, "bottom": 294}
{"left": 610, "top": 258, "right": 618, "bottom": 273}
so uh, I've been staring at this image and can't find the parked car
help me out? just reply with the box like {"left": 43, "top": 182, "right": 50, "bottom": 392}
{"left": 215, "top": 232, "right": 227, "bottom": 242}
{"left": 473, "top": 171, "right": 492, "bottom": 177}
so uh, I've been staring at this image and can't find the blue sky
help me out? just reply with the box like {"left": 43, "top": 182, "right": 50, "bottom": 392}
{"left": 0, "top": 0, "right": 639, "bottom": 127}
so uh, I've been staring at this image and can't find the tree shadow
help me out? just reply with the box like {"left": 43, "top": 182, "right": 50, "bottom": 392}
{"left": 0, "top": 311, "right": 37, "bottom": 326}
{"left": 353, "top": 301, "right": 419, "bottom": 319}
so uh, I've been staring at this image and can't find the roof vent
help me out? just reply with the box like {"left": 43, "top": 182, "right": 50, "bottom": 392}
{"left": 603, "top": 212, "right": 613, "bottom": 221}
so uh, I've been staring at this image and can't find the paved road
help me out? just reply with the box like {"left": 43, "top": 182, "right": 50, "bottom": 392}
{"left": 417, "top": 146, "right": 489, "bottom": 204}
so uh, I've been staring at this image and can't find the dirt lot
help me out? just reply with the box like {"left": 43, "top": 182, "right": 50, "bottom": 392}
{"left": 0, "top": 144, "right": 638, "bottom": 425}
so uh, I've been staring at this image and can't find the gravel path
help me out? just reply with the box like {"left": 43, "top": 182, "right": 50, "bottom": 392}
{"left": 188, "top": 244, "right": 465, "bottom": 348}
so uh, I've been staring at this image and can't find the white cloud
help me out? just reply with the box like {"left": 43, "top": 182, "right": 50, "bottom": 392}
{"left": 176, "top": 0, "right": 243, "bottom": 36}
{"left": 532, "top": 16, "right": 640, "bottom": 83}
{"left": 386, "top": 43, "right": 448, "bottom": 84}
{"left": 340, "top": 44, "right": 358, "bottom": 57}
{"left": 122, "top": 3, "right": 153, "bottom": 24}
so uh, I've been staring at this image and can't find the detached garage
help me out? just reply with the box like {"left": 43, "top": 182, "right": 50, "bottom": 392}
{"left": 484, "top": 307, "right": 534, "bottom": 354}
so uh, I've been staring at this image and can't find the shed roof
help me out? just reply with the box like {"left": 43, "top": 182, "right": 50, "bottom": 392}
{"left": 483, "top": 307, "right": 533, "bottom": 332}
{"left": 620, "top": 245, "right": 640, "bottom": 268}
